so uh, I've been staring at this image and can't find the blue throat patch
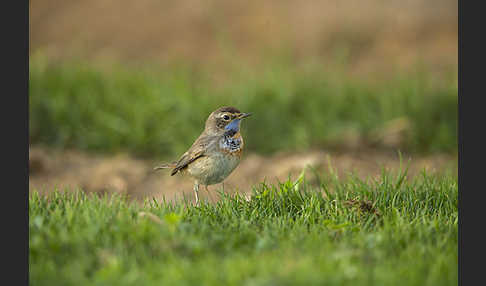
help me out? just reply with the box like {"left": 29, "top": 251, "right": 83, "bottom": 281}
{"left": 224, "top": 119, "right": 241, "bottom": 136}
{"left": 221, "top": 119, "right": 242, "bottom": 151}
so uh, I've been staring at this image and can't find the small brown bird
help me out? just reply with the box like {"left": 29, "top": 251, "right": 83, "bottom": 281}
{"left": 154, "top": 106, "right": 252, "bottom": 204}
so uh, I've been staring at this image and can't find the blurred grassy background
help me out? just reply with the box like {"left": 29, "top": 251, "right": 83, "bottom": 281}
{"left": 29, "top": 0, "right": 458, "bottom": 159}
{"left": 30, "top": 58, "right": 457, "bottom": 158}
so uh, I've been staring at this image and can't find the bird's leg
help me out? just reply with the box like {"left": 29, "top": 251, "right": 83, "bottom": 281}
{"left": 193, "top": 181, "right": 200, "bottom": 206}
{"left": 204, "top": 185, "right": 213, "bottom": 203}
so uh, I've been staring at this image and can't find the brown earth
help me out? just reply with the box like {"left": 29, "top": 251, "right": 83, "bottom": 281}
{"left": 30, "top": 0, "right": 457, "bottom": 77}
{"left": 29, "top": 146, "right": 457, "bottom": 203}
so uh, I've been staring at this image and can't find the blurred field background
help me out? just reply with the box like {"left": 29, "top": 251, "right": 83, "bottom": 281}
{"left": 29, "top": 0, "right": 457, "bottom": 201}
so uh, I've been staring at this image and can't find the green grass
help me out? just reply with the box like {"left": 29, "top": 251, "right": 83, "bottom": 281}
{"left": 29, "top": 58, "right": 457, "bottom": 158}
{"left": 30, "top": 170, "right": 458, "bottom": 286}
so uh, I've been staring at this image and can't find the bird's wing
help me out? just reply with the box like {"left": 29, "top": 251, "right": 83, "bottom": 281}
{"left": 170, "top": 134, "right": 217, "bottom": 176}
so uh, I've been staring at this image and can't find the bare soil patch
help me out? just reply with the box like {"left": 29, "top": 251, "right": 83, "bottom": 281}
{"left": 29, "top": 146, "right": 456, "bottom": 203}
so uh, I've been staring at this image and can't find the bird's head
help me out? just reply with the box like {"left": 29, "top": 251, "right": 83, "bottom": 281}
{"left": 204, "top": 106, "right": 252, "bottom": 135}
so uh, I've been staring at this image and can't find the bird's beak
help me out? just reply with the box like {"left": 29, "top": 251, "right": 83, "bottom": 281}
{"left": 238, "top": 112, "right": 252, "bottom": 119}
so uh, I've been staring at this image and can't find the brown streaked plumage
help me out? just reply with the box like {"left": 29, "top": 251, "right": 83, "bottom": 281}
{"left": 154, "top": 106, "right": 252, "bottom": 204}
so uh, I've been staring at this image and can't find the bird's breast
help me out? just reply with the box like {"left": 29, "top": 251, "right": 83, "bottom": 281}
{"left": 219, "top": 132, "right": 244, "bottom": 155}
{"left": 185, "top": 132, "right": 244, "bottom": 185}
{"left": 187, "top": 151, "right": 241, "bottom": 185}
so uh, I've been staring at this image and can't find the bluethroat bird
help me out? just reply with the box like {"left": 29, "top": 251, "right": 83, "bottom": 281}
{"left": 154, "top": 106, "right": 252, "bottom": 204}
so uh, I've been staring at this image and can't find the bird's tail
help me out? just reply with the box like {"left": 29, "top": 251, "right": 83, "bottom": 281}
{"left": 153, "top": 162, "right": 177, "bottom": 171}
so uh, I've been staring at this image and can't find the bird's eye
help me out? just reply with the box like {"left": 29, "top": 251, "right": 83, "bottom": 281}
{"left": 223, "top": 115, "right": 230, "bottom": 121}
